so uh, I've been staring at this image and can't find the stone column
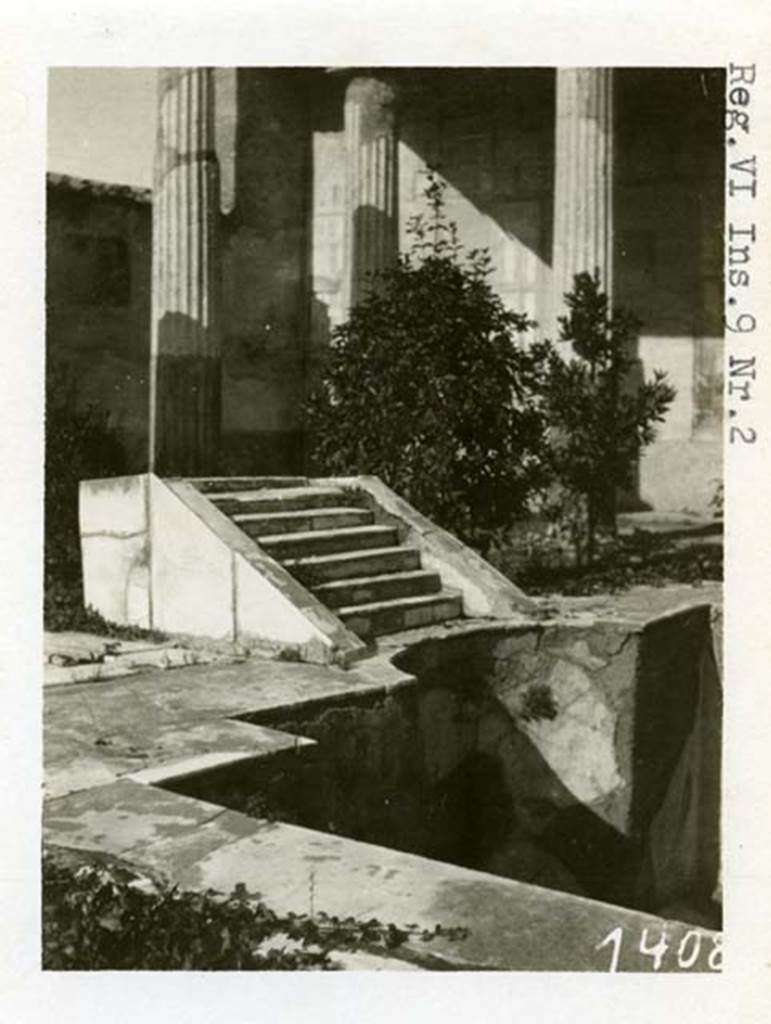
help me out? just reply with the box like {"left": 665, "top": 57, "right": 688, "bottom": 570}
{"left": 552, "top": 68, "right": 614, "bottom": 317}
{"left": 343, "top": 76, "right": 398, "bottom": 310}
{"left": 149, "top": 67, "right": 221, "bottom": 476}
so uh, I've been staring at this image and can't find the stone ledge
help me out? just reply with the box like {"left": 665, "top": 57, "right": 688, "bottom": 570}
{"left": 44, "top": 782, "right": 720, "bottom": 972}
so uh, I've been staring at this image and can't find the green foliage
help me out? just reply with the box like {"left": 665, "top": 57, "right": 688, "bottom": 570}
{"left": 498, "top": 532, "right": 723, "bottom": 596}
{"left": 42, "top": 848, "right": 467, "bottom": 970}
{"left": 44, "top": 579, "right": 168, "bottom": 641}
{"left": 45, "top": 363, "right": 129, "bottom": 629}
{"left": 543, "top": 272, "right": 676, "bottom": 562}
{"left": 518, "top": 683, "right": 558, "bottom": 723}
{"left": 307, "top": 172, "right": 552, "bottom": 552}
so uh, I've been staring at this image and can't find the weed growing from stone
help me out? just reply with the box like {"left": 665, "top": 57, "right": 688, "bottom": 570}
{"left": 518, "top": 683, "right": 559, "bottom": 724}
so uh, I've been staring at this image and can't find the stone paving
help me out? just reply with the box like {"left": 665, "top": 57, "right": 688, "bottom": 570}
{"left": 44, "top": 631, "right": 241, "bottom": 687}
{"left": 44, "top": 652, "right": 408, "bottom": 801}
{"left": 44, "top": 774, "right": 721, "bottom": 971}
{"left": 43, "top": 583, "right": 722, "bottom": 971}
{"left": 380, "top": 583, "right": 723, "bottom": 657}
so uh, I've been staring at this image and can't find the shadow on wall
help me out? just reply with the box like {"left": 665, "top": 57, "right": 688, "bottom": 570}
{"left": 402, "top": 648, "right": 645, "bottom": 911}
{"left": 162, "top": 612, "right": 721, "bottom": 929}
{"left": 614, "top": 68, "right": 724, "bottom": 340}
{"left": 152, "top": 311, "right": 222, "bottom": 476}
{"left": 349, "top": 204, "right": 399, "bottom": 309}
{"left": 397, "top": 68, "right": 555, "bottom": 270}
{"left": 393, "top": 67, "right": 724, "bottom": 340}
{"left": 631, "top": 611, "right": 722, "bottom": 911}
{"left": 305, "top": 67, "right": 724, "bottom": 512}
{"left": 401, "top": 69, "right": 725, "bottom": 512}
{"left": 424, "top": 750, "right": 638, "bottom": 904}
{"left": 219, "top": 69, "right": 320, "bottom": 475}
{"left": 190, "top": 67, "right": 725, "bottom": 484}
{"left": 163, "top": 678, "right": 643, "bottom": 911}
{"left": 215, "top": 291, "right": 332, "bottom": 476}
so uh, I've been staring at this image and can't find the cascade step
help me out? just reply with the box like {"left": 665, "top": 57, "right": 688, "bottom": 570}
{"left": 312, "top": 569, "right": 441, "bottom": 609}
{"left": 191, "top": 476, "right": 309, "bottom": 494}
{"left": 212, "top": 486, "right": 351, "bottom": 515}
{"left": 337, "top": 590, "right": 463, "bottom": 640}
{"left": 234, "top": 507, "right": 373, "bottom": 538}
{"left": 258, "top": 524, "right": 398, "bottom": 560}
{"left": 284, "top": 546, "right": 422, "bottom": 585}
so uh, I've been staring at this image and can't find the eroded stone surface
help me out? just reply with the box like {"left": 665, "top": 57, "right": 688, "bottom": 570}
{"left": 44, "top": 637, "right": 231, "bottom": 687}
{"left": 43, "top": 584, "right": 722, "bottom": 969}
{"left": 112, "top": 810, "right": 718, "bottom": 972}
{"left": 43, "top": 655, "right": 408, "bottom": 801}
{"left": 44, "top": 780, "right": 226, "bottom": 856}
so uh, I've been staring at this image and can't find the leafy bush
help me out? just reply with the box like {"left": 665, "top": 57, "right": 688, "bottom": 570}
{"left": 45, "top": 363, "right": 128, "bottom": 627}
{"left": 307, "top": 172, "right": 552, "bottom": 552}
{"left": 490, "top": 531, "right": 722, "bottom": 596}
{"left": 543, "top": 273, "right": 676, "bottom": 563}
{"left": 42, "top": 848, "right": 467, "bottom": 970}
{"left": 44, "top": 580, "right": 168, "bottom": 641}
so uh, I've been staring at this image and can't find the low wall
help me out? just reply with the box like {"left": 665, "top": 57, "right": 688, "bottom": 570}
{"left": 79, "top": 474, "right": 366, "bottom": 664}
{"left": 161, "top": 607, "right": 721, "bottom": 923}
{"left": 312, "top": 475, "right": 536, "bottom": 617}
{"left": 78, "top": 473, "right": 151, "bottom": 627}
{"left": 79, "top": 471, "right": 540, "bottom": 662}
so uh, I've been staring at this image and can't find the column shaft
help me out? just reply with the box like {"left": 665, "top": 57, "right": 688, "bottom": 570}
{"left": 553, "top": 67, "right": 614, "bottom": 312}
{"left": 150, "top": 67, "right": 221, "bottom": 475}
{"left": 343, "top": 77, "right": 398, "bottom": 310}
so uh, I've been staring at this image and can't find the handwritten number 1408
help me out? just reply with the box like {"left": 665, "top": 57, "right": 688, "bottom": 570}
{"left": 596, "top": 926, "right": 722, "bottom": 972}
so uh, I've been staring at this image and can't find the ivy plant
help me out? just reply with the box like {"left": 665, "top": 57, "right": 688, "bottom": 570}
{"left": 42, "top": 849, "right": 467, "bottom": 970}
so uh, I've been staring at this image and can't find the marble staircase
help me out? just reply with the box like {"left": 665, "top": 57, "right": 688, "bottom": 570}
{"left": 194, "top": 478, "right": 463, "bottom": 641}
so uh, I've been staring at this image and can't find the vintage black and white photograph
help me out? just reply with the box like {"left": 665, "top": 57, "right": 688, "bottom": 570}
{"left": 38, "top": 62, "right": 731, "bottom": 975}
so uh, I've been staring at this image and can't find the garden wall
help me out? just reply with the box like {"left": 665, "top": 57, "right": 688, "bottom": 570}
{"left": 160, "top": 609, "right": 721, "bottom": 923}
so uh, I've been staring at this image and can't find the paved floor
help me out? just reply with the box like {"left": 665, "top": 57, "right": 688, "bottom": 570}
{"left": 43, "top": 584, "right": 723, "bottom": 971}
{"left": 44, "top": 630, "right": 240, "bottom": 686}
{"left": 44, "top": 652, "right": 410, "bottom": 801}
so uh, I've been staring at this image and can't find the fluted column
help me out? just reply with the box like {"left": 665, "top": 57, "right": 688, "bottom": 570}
{"left": 553, "top": 68, "right": 614, "bottom": 316}
{"left": 343, "top": 76, "right": 398, "bottom": 310}
{"left": 149, "top": 67, "right": 221, "bottom": 476}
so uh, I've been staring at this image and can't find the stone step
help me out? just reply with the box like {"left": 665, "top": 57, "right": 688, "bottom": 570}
{"left": 190, "top": 476, "right": 309, "bottom": 494}
{"left": 234, "top": 507, "right": 374, "bottom": 538}
{"left": 337, "top": 590, "right": 463, "bottom": 640}
{"left": 312, "top": 569, "right": 442, "bottom": 609}
{"left": 258, "top": 524, "right": 399, "bottom": 561}
{"left": 212, "top": 486, "right": 350, "bottom": 515}
{"left": 284, "top": 546, "right": 423, "bottom": 585}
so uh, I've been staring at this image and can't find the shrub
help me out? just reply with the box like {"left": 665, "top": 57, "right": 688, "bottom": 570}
{"left": 543, "top": 273, "right": 676, "bottom": 563}
{"left": 497, "top": 531, "right": 723, "bottom": 596}
{"left": 307, "top": 172, "right": 552, "bottom": 553}
{"left": 44, "top": 363, "right": 128, "bottom": 626}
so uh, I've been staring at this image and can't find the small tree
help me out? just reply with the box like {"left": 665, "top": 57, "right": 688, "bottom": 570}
{"left": 307, "top": 173, "right": 551, "bottom": 552}
{"left": 544, "top": 272, "right": 676, "bottom": 563}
